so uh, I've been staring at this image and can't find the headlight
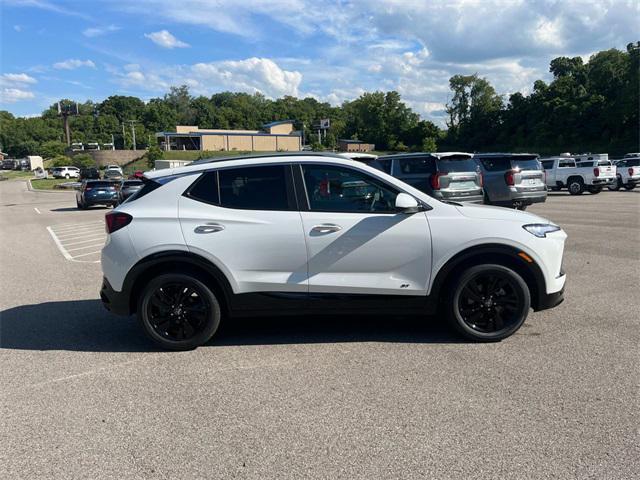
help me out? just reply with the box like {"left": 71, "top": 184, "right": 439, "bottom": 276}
{"left": 523, "top": 223, "right": 561, "bottom": 238}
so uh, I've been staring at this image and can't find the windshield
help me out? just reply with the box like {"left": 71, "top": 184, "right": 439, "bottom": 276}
{"left": 437, "top": 157, "right": 478, "bottom": 173}
{"left": 87, "top": 181, "right": 115, "bottom": 188}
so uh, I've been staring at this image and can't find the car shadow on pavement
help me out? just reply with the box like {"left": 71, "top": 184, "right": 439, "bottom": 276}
{"left": 0, "top": 299, "right": 461, "bottom": 352}
{"left": 50, "top": 206, "right": 111, "bottom": 212}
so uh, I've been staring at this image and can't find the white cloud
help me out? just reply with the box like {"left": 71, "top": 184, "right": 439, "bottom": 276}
{"left": 191, "top": 58, "right": 301, "bottom": 97}
{"left": 0, "top": 88, "right": 35, "bottom": 103}
{"left": 144, "top": 30, "right": 189, "bottom": 48}
{"left": 83, "top": 25, "right": 120, "bottom": 37}
{"left": 53, "top": 59, "right": 96, "bottom": 70}
{"left": 13, "top": 24, "right": 22, "bottom": 32}
{"left": 1, "top": 73, "right": 37, "bottom": 85}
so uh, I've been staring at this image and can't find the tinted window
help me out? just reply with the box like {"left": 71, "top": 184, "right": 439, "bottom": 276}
{"left": 627, "top": 158, "right": 640, "bottom": 166}
{"left": 87, "top": 181, "right": 114, "bottom": 188}
{"left": 398, "top": 157, "right": 436, "bottom": 174}
{"left": 480, "top": 157, "right": 511, "bottom": 171}
{"left": 558, "top": 159, "right": 575, "bottom": 168}
{"left": 123, "top": 180, "right": 143, "bottom": 187}
{"left": 219, "top": 165, "right": 289, "bottom": 210}
{"left": 377, "top": 159, "right": 392, "bottom": 174}
{"left": 541, "top": 160, "right": 554, "bottom": 170}
{"left": 437, "top": 157, "right": 478, "bottom": 173}
{"left": 576, "top": 161, "right": 595, "bottom": 167}
{"left": 511, "top": 158, "right": 541, "bottom": 170}
{"left": 597, "top": 160, "right": 612, "bottom": 166}
{"left": 187, "top": 171, "right": 219, "bottom": 204}
{"left": 302, "top": 165, "right": 398, "bottom": 213}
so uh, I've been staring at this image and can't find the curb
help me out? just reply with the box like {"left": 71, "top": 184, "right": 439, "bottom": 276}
{"left": 27, "top": 178, "right": 74, "bottom": 193}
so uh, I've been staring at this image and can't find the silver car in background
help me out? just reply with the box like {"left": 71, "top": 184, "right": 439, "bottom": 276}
{"left": 377, "top": 152, "right": 483, "bottom": 203}
{"left": 476, "top": 153, "right": 546, "bottom": 210}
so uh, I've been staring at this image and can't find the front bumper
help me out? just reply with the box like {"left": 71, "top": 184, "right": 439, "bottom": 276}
{"left": 536, "top": 284, "right": 565, "bottom": 311}
{"left": 100, "top": 277, "right": 132, "bottom": 316}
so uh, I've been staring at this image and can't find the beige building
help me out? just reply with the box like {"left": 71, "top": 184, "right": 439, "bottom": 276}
{"left": 338, "top": 139, "right": 375, "bottom": 152}
{"left": 157, "top": 120, "right": 301, "bottom": 153}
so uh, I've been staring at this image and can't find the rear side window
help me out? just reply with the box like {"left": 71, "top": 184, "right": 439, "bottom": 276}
{"left": 125, "top": 179, "right": 161, "bottom": 203}
{"left": 377, "top": 159, "right": 392, "bottom": 174}
{"left": 398, "top": 157, "right": 436, "bottom": 174}
{"left": 558, "top": 159, "right": 575, "bottom": 168}
{"left": 219, "top": 165, "right": 290, "bottom": 210}
{"left": 541, "top": 160, "right": 554, "bottom": 170}
{"left": 480, "top": 157, "right": 511, "bottom": 171}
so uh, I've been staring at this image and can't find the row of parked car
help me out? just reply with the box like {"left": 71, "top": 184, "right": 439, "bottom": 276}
{"left": 76, "top": 178, "right": 143, "bottom": 209}
{"left": 342, "top": 151, "right": 639, "bottom": 209}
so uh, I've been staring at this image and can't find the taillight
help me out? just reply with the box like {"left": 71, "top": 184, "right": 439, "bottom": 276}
{"left": 504, "top": 170, "right": 515, "bottom": 186}
{"left": 105, "top": 211, "right": 132, "bottom": 234}
{"left": 629, "top": 167, "right": 634, "bottom": 176}
{"left": 430, "top": 171, "right": 447, "bottom": 190}
{"left": 84, "top": 187, "right": 92, "bottom": 191}
{"left": 593, "top": 167, "right": 600, "bottom": 177}
{"left": 478, "top": 172, "right": 484, "bottom": 188}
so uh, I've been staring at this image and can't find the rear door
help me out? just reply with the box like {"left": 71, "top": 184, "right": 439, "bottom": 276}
{"left": 597, "top": 160, "right": 615, "bottom": 181}
{"left": 179, "top": 164, "right": 308, "bottom": 294}
{"left": 296, "top": 163, "right": 431, "bottom": 295}
{"left": 435, "top": 155, "right": 483, "bottom": 197}
{"left": 511, "top": 156, "right": 545, "bottom": 193}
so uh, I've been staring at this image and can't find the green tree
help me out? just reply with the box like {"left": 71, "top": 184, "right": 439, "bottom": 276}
{"left": 71, "top": 153, "right": 95, "bottom": 168}
{"left": 39, "top": 140, "right": 66, "bottom": 158}
{"left": 146, "top": 145, "right": 163, "bottom": 168}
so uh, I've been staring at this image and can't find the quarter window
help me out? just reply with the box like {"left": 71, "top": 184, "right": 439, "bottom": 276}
{"left": 302, "top": 165, "right": 399, "bottom": 213}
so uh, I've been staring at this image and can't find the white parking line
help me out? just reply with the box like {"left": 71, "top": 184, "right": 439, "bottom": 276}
{"left": 47, "top": 221, "right": 107, "bottom": 263}
{"left": 34, "top": 207, "right": 41, "bottom": 214}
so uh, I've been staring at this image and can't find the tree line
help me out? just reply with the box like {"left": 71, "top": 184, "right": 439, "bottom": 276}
{"left": 0, "top": 43, "right": 637, "bottom": 159}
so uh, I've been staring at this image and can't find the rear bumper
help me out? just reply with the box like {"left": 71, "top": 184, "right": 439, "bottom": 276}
{"left": 100, "top": 277, "right": 132, "bottom": 316}
{"left": 592, "top": 178, "right": 614, "bottom": 185}
{"left": 436, "top": 192, "right": 484, "bottom": 203}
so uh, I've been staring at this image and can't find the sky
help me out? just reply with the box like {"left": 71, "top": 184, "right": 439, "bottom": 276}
{"left": 0, "top": 0, "right": 637, "bottom": 125}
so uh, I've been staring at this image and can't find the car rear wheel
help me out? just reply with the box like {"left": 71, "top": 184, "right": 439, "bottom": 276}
{"left": 623, "top": 183, "right": 636, "bottom": 190}
{"left": 608, "top": 177, "right": 622, "bottom": 191}
{"left": 446, "top": 264, "right": 530, "bottom": 341}
{"left": 138, "top": 273, "right": 221, "bottom": 350}
{"left": 568, "top": 178, "right": 584, "bottom": 195}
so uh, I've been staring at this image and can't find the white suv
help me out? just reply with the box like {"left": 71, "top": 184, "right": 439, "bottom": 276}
{"left": 52, "top": 166, "right": 80, "bottom": 179}
{"left": 100, "top": 153, "right": 567, "bottom": 350}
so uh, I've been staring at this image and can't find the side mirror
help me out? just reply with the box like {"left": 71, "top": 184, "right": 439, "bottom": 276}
{"left": 395, "top": 193, "right": 421, "bottom": 213}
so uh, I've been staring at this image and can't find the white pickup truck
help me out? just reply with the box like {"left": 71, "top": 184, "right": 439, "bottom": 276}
{"left": 609, "top": 156, "right": 640, "bottom": 191}
{"left": 540, "top": 156, "right": 616, "bottom": 195}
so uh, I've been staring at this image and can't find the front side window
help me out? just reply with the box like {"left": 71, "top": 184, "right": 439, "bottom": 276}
{"left": 302, "top": 165, "right": 399, "bottom": 213}
{"left": 219, "top": 165, "right": 290, "bottom": 210}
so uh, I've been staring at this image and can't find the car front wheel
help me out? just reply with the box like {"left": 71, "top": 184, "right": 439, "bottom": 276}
{"left": 447, "top": 264, "right": 530, "bottom": 341}
{"left": 138, "top": 273, "right": 221, "bottom": 350}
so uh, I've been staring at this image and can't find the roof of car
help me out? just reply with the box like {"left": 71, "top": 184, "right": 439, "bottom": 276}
{"left": 146, "top": 152, "right": 368, "bottom": 179}
{"left": 473, "top": 152, "right": 538, "bottom": 158}
{"left": 379, "top": 152, "right": 473, "bottom": 160}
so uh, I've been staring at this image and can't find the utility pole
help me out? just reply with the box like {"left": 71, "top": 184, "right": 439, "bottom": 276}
{"left": 121, "top": 123, "right": 126, "bottom": 149}
{"left": 128, "top": 120, "right": 137, "bottom": 150}
{"left": 57, "top": 101, "right": 79, "bottom": 146}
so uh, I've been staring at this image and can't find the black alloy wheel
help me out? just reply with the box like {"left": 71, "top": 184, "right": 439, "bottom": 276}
{"left": 139, "top": 273, "right": 221, "bottom": 350}
{"left": 449, "top": 264, "right": 530, "bottom": 341}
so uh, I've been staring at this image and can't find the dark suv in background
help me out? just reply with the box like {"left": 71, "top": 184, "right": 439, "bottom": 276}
{"left": 377, "top": 152, "right": 483, "bottom": 203}
{"left": 76, "top": 180, "right": 119, "bottom": 209}
{"left": 475, "top": 153, "right": 546, "bottom": 210}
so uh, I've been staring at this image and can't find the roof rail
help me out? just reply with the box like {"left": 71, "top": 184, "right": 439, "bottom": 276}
{"left": 190, "top": 151, "right": 347, "bottom": 165}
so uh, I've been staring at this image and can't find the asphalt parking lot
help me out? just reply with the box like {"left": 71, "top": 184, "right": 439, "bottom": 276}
{"left": 1, "top": 179, "right": 638, "bottom": 479}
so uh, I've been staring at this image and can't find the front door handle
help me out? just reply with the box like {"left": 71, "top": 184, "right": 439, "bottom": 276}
{"left": 311, "top": 224, "right": 342, "bottom": 234}
{"left": 194, "top": 223, "right": 225, "bottom": 234}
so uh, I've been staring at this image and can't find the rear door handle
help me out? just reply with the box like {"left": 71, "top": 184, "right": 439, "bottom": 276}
{"left": 194, "top": 223, "right": 225, "bottom": 234}
{"left": 311, "top": 224, "right": 342, "bottom": 234}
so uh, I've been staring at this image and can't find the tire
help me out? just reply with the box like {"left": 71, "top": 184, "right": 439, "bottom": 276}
{"left": 446, "top": 264, "right": 530, "bottom": 342}
{"left": 567, "top": 178, "right": 584, "bottom": 195}
{"left": 623, "top": 183, "right": 636, "bottom": 190}
{"left": 514, "top": 204, "right": 527, "bottom": 211}
{"left": 588, "top": 186, "right": 602, "bottom": 194}
{"left": 608, "top": 176, "right": 622, "bottom": 191}
{"left": 138, "top": 273, "right": 221, "bottom": 350}
{"left": 65, "top": 174, "right": 70, "bottom": 179}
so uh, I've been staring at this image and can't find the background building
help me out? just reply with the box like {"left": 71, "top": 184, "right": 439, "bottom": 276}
{"left": 157, "top": 120, "right": 302, "bottom": 152}
{"left": 338, "top": 139, "right": 375, "bottom": 152}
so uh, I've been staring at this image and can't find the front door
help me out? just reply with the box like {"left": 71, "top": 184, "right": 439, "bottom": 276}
{"left": 296, "top": 164, "right": 432, "bottom": 295}
{"left": 179, "top": 164, "right": 308, "bottom": 294}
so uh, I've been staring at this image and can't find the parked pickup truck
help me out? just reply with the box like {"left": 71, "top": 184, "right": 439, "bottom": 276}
{"left": 608, "top": 157, "right": 640, "bottom": 191}
{"left": 540, "top": 156, "right": 615, "bottom": 195}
